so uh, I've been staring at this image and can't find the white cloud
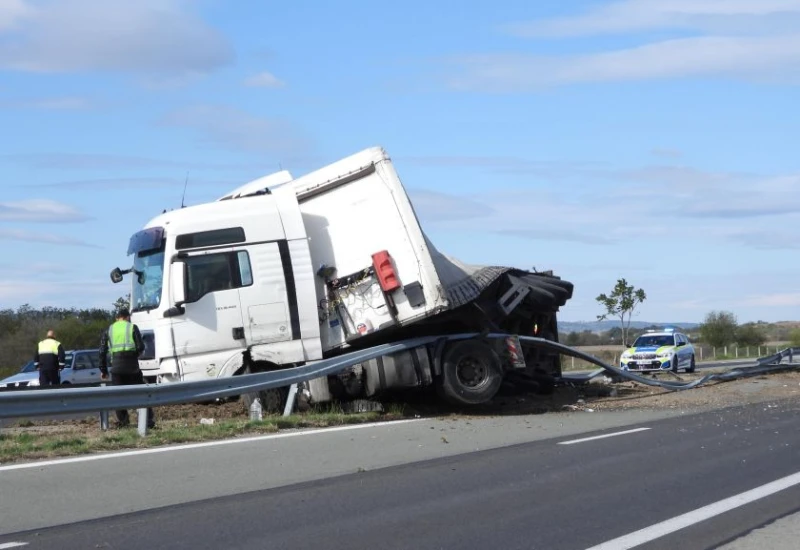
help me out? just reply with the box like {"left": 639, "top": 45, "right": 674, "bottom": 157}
{"left": 26, "top": 176, "right": 235, "bottom": 191}
{"left": 0, "top": 0, "right": 233, "bottom": 78}
{"left": 243, "top": 71, "right": 285, "bottom": 88}
{"left": 739, "top": 292, "right": 800, "bottom": 307}
{"left": 407, "top": 189, "right": 493, "bottom": 222}
{"left": 0, "top": 228, "right": 98, "bottom": 247}
{"left": 650, "top": 148, "right": 683, "bottom": 159}
{"left": 408, "top": 159, "right": 800, "bottom": 250}
{"left": 160, "top": 104, "right": 313, "bottom": 156}
{"left": 725, "top": 230, "right": 800, "bottom": 250}
{"left": 0, "top": 0, "right": 34, "bottom": 31}
{"left": 498, "top": 228, "right": 616, "bottom": 245}
{"left": 447, "top": 35, "right": 800, "bottom": 90}
{"left": 443, "top": 1, "right": 800, "bottom": 90}
{"left": 1, "top": 152, "right": 267, "bottom": 172}
{"left": 0, "top": 278, "right": 114, "bottom": 307}
{"left": 504, "top": 0, "right": 800, "bottom": 37}
{"left": 0, "top": 96, "right": 93, "bottom": 110}
{"left": 0, "top": 199, "right": 90, "bottom": 222}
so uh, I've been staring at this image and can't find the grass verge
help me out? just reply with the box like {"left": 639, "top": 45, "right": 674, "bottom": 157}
{"left": 0, "top": 409, "right": 403, "bottom": 464}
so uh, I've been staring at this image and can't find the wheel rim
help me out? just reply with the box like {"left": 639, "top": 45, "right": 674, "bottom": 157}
{"left": 455, "top": 357, "right": 490, "bottom": 389}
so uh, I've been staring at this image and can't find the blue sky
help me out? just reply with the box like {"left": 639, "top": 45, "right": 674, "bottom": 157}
{"left": 1, "top": 0, "right": 798, "bottom": 324}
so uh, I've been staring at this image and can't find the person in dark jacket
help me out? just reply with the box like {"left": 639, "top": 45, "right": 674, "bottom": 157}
{"left": 99, "top": 308, "right": 155, "bottom": 429}
{"left": 34, "top": 329, "right": 66, "bottom": 386}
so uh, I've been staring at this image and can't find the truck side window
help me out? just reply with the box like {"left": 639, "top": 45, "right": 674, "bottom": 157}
{"left": 185, "top": 251, "right": 253, "bottom": 303}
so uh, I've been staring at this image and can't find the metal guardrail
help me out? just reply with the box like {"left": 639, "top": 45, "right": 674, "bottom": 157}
{"left": 540, "top": 338, "right": 800, "bottom": 390}
{"left": 0, "top": 335, "right": 797, "bottom": 421}
{"left": 756, "top": 347, "right": 799, "bottom": 365}
{"left": 0, "top": 336, "right": 440, "bottom": 419}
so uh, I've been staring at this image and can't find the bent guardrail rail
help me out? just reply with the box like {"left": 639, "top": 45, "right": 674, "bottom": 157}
{"left": 0, "top": 336, "right": 446, "bottom": 419}
{"left": 1, "top": 335, "right": 798, "bottom": 420}
{"left": 530, "top": 337, "right": 800, "bottom": 390}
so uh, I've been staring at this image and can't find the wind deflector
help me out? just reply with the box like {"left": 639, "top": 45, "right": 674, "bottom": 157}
{"left": 506, "top": 273, "right": 574, "bottom": 310}
{"left": 128, "top": 227, "right": 165, "bottom": 256}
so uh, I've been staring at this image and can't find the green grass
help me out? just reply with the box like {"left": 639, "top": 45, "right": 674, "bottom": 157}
{"left": 0, "top": 410, "right": 397, "bottom": 463}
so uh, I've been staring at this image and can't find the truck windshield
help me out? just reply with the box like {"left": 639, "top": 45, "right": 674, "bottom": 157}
{"left": 131, "top": 247, "right": 165, "bottom": 312}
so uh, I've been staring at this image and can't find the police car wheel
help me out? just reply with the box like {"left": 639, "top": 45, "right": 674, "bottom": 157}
{"left": 671, "top": 355, "right": 679, "bottom": 373}
{"left": 686, "top": 355, "right": 696, "bottom": 373}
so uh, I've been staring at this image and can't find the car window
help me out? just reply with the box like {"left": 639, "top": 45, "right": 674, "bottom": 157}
{"left": 89, "top": 351, "right": 101, "bottom": 367}
{"left": 633, "top": 335, "right": 675, "bottom": 347}
{"left": 73, "top": 353, "right": 94, "bottom": 371}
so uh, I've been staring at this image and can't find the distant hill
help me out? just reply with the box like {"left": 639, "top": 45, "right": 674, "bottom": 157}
{"left": 559, "top": 320, "right": 701, "bottom": 334}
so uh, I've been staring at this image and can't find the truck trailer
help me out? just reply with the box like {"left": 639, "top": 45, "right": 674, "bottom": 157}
{"left": 111, "top": 147, "right": 574, "bottom": 411}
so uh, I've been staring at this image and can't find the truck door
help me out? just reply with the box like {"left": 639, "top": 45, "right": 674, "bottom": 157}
{"left": 236, "top": 241, "right": 295, "bottom": 345}
{"left": 169, "top": 248, "right": 248, "bottom": 363}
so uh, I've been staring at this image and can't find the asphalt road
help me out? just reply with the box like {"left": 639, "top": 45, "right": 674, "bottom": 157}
{"left": 2, "top": 398, "right": 800, "bottom": 549}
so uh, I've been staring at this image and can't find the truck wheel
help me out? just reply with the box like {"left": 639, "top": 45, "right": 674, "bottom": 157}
{"left": 436, "top": 340, "right": 503, "bottom": 406}
{"left": 241, "top": 365, "right": 288, "bottom": 415}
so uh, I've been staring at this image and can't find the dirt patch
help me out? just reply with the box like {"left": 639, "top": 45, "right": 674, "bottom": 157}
{"left": 378, "top": 369, "right": 800, "bottom": 418}
{"left": 586, "top": 371, "right": 800, "bottom": 413}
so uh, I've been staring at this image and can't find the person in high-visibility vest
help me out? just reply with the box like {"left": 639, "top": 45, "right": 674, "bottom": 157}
{"left": 99, "top": 307, "right": 155, "bottom": 429}
{"left": 34, "top": 329, "right": 66, "bottom": 386}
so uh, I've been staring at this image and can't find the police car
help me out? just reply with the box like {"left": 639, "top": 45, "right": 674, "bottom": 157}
{"left": 619, "top": 328, "right": 696, "bottom": 373}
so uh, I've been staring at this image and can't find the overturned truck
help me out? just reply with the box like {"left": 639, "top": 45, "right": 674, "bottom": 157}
{"left": 111, "top": 147, "right": 574, "bottom": 411}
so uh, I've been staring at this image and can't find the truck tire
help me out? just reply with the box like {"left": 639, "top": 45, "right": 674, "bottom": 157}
{"left": 241, "top": 364, "right": 288, "bottom": 415}
{"left": 436, "top": 340, "right": 503, "bottom": 406}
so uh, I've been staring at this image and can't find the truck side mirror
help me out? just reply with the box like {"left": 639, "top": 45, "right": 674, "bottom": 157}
{"left": 110, "top": 267, "right": 124, "bottom": 284}
{"left": 171, "top": 261, "right": 187, "bottom": 306}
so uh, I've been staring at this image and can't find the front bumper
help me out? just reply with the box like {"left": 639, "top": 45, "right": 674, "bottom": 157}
{"left": 620, "top": 359, "right": 673, "bottom": 372}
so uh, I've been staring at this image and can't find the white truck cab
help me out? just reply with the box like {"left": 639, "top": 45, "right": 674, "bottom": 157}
{"left": 112, "top": 147, "right": 574, "bottom": 409}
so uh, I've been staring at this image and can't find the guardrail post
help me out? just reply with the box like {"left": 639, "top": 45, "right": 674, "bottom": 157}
{"left": 735, "top": 347, "right": 739, "bottom": 359}
{"left": 137, "top": 408, "right": 148, "bottom": 437}
{"left": 99, "top": 382, "right": 109, "bottom": 431}
{"left": 283, "top": 384, "right": 298, "bottom": 417}
{"left": 724, "top": 346, "right": 728, "bottom": 357}
{"left": 571, "top": 357, "right": 575, "bottom": 369}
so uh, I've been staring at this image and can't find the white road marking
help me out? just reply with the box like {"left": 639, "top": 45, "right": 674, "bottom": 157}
{"left": 558, "top": 427, "right": 651, "bottom": 445}
{"left": 585, "top": 470, "right": 800, "bottom": 550}
{"left": 0, "top": 542, "right": 29, "bottom": 549}
{"left": 0, "top": 419, "right": 421, "bottom": 473}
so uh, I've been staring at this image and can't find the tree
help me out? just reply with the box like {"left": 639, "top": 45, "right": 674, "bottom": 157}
{"left": 565, "top": 332, "right": 581, "bottom": 347}
{"left": 595, "top": 278, "right": 647, "bottom": 347}
{"left": 700, "top": 311, "right": 738, "bottom": 348}
{"left": 113, "top": 295, "right": 130, "bottom": 313}
{"left": 790, "top": 328, "right": 800, "bottom": 348}
{"left": 735, "top": 323, "right": 767, "bottom": 347}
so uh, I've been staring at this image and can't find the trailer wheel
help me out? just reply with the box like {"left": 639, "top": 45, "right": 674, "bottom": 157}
{"left": 437, "top": 340, "right": 503, "bottom": 406}
{"left": 241, "top": 364, "right": 288, "bottom": 415}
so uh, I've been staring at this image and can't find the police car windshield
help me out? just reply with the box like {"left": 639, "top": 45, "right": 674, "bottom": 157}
{"left": 131, "top": 247, "right": 165, "bottom": 312}
{"left": 633, "top": 335, "right": 675, "bottom": 348}
{"left": 20, "top": 360, "right": 37, "bottom": 373}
